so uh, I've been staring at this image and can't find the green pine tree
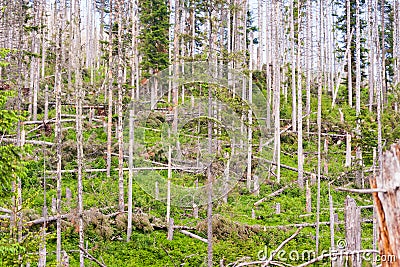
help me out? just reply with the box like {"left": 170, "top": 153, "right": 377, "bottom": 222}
{"left": 138, "top": 0, "right": 170, "bottom": 78}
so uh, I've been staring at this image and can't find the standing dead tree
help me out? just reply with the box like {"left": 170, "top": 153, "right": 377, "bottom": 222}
{"left": 370, "top": 143, "right": 400, "bottom": 266}
{"left": 344, "top": 196, "right": 361, "bottom": 267}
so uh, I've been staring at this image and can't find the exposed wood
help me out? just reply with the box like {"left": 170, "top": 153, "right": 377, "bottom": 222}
{"left": 275, "top": 203, "right": 281, "bottom": 215}
{"left": 127, "top": 110, "right": 134, "bottom": 241}
{"left": 261, "top": 227, "right": 303, "bottom": 267}
{"left": 0, "top": 207, "right": 11, "bottom": 213}
{"left": 79, "top": 247, "right": 107, "bottom": 267}
{"left": 1, "top": 138, "right": 54, "bottom": 147}
{"left": 370, "top": 143, "right": 400, "bottom": 266}
{"left": 45, "top": 166, "right": 202, "bottom": 174}
{"left": 344, "top": 196, "right": 362, "bottom": 267}
{"left": 254, "top": 185, "right": 290, "bottom": 207}
{"left": 257, "top": 158, "right": 330, "bottom": 180}
{"left": 180, "top": 230, "right": 208, "bottom": 243}
{"left": 336, "top": 187, "right": 387, "bottom": 194}
{"left": 167, "top": 218, "right": 174, "bottom": 241}
{"left": 306, "top": 180, "right": 312, "bottom": 213}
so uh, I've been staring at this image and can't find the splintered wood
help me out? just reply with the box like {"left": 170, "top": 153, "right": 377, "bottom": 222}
{"left": 371, "top": 143, "right": 400, "bottom": 266}
{"left": 344, "top": 196, "right": 361, "bottom": 267}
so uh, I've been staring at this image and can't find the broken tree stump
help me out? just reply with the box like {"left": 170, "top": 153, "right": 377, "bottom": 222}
{"left": 275, "top": 203, "right": 281, "bottom": 215}
{"left": 344, "top": 196, "right": 362, "bottom": 267}
{"left": 167, "top": 218, "right": 174, "bottom": 240}
{"left": 306, "top": 180, "right": 312, "bottom": 213}
{"left": 370, "top": 143, "right": 400, "bottom": 266}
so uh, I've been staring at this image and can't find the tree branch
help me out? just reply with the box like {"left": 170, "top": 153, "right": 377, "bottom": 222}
{"left": 335, "top": 187, "right": 387, "bottom": 193}
{"left": 79, "top": 246, "right": 107, "bottom": 267}
{"left": 254, "top": 185, "right": 290, "bottom": 206}
{"left": 180, "top": 230, "right": 208, "bottom": 243}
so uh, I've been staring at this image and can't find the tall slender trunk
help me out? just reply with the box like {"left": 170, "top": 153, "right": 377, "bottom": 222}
{"left": 355, "top": 0, "right": 361, "bottom": 116}
{"left": 290, "top": 0, "right": 296, "bottom": 133}
{"left": 368, "top": 0, "right": 375, "bottom": 112}
{"left": 257, "top": 0, "right": 263, "bottom": 70}
{"left": 130, "top": 0, "right": 138, "bottom": 99}
{"left": 316, "top": 0, "right": 324, "bottom": 254}
{"left": 72, "top": 0, "right": 84, "bottom": 265}
{"left": 248, "top": 32, "right": 254, "bottom": 194}
{"left": 306, "top": 0, "right": 312, "bottom": 133}
{"left": 297, "top": 0, "right": 303, "bottom": 189}
{"left": 394, "top": 0, "right": 399, "bottom": 86}
{"left": 54, "top": 3, "right": 63, "bottom": 264}
{"left": 106, "top": 0, "right": 114, "bottom": 177}
{"left": 127, "top": 110, "right": 134, "bottom": 241}
{"left": 273, "top": 0, "right": 281, "bottom": 183}
{"left": 117, "top": 0, "right": 125, "bottom": 212}
{"left": 380, "top": 0, "right": 387, "bottom": 105}
{"left": 347, "top": 0, "right": 352, "bottom": 107}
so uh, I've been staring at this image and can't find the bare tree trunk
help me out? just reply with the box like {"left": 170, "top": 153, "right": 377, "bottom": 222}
{"left": 367, "top": 0, "right": 375, "bottom": 112}
{"left": 207, "top": 84, "right": 213, "bottom": 267}
{"left": 315, "top": 0, "right": 324, "bottom": 253}
{"left": 345, "top": 133, "right": 352, "bottom": 167}
{"left": 31, "top": 0, "right": 40, "bottom": 121}
{"left": 127, "top": 110, "right": 134, "bottom": 241}
{"left": 394, "top": 0, "right": 400, "bottom": 86}
{"left": 248, "top": 32, "right": 255, "bottom": 194}
{"left": 72, "top": 0, "right": 84, "bottom": 265}
{"left": 130, "top": 0, "right": 138, "bottom": 99}
{"left": 297, "top": 0, "right": 303, "bottom": 189}
{"left": 381, "top": 0, "right": 387, "bottom": 105}
{"left": 272, "top": 0, "right": 281, "bottom": 183}
{"left": 116, "top": 0, "right": 125, "bottom": 212}
{"left": 355, "top": 0, "right": 362, "bottom": 188}
{"left": 106, "top": 0, "right": 114, "bottom": 177}
{"left": 257, "top": 0, "right": 263, "bottom": 70}
{"left": 54, "top": 3, "right": 63, "bottom": 264}
{"left": 306, "top": 0, "right": 312, "bottom": 134}
{"left": 346, "top": 0, "right": 352, "bottom": 107}
{"left": 290, "top": 0, "right": 296, "bottom": 133}
{"left": 355, "top": 0, "right": 361, "bottom": 116}
{"left": 370, "top": 143, "right": 400, "bottom": 266}
{"left": 345, "top": 196, "right": 362, "bottom": 267}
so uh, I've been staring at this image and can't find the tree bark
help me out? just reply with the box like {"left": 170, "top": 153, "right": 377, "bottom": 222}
{"left": 106, "top": 0, "right": 114, "bottom": 178}
{"left": 346, "top": 0, "right": 352, "bottom": 107}
{"left": 72, "top": 0, "right": 84, "bottom": 265}
{"left": 116, "top": 0, "right": 125, "bottom": 213}
{"left": 370, "top": 143, "right": 400, "bottom": 266}
{"left": 54, "top": 2, "right": 63, "bottom": 264}
{"left": 297, "top": 0, "right": 303, "bottom": 189}
{"left": 127, "top": 110, "right": 134, "bottom": 241}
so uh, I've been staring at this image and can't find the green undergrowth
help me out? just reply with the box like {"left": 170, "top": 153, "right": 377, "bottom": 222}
{"left": 1, "top": 71, "right": 396, "bottom": 266}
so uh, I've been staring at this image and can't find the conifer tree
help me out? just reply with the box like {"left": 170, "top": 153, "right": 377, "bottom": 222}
{"left": 138, "top": 0, "right": 169, "bottom": 77}
{"left": 334, "top": 0, "right": 368, "bottom": 99}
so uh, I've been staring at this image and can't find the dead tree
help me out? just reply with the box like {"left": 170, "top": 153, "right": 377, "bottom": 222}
{"left": 344, "top": 196, "right": 362, "bottom": 267}
{"left": 370, "top": 143, "right": 400, "bottom": 266}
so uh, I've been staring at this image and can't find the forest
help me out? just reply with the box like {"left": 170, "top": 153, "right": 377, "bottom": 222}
{"left": 0, "top": 0, "right": 400, "bottom": 266}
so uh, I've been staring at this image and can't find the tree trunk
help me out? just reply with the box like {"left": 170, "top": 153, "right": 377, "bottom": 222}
{"left": 106, "top": 0, "right": 114, "bottom": 178}
{"left": 116, "top": 0, "right": 125, "bottom": 213}
{"left": 297, "top": 0, "right": 303, "bottom": 189}
{"left": 315, "top": 0, "right": 324, "bottom": 253}
{"left": 54, "top": 4, "right": 63, "bottom": 264}
{"left": 345, "top": 196, "right": 362, "bottom": 267}
{"left": 290, "top": 0, "right": 296, "bottom": 133}
{"left": 272, "top": 0, "right": 281, "bottom": 184}
{"left": 72, "top": 0, "right": 84, "bottom": 265}
{"left": 346, "top": 0, "right": 352, "bottom": 107}
{"left": 127, "top": 110, "right": 134, "bottom": 241}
